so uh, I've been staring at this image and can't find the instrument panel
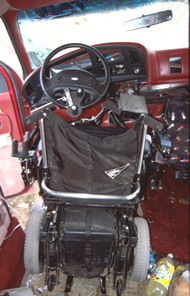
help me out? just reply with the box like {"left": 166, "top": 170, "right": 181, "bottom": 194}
{"left": 22, "top": 44, "right": 147, "bottom": 109}
{"left": 164, "top": 99, "right": 189, "bottom": 169}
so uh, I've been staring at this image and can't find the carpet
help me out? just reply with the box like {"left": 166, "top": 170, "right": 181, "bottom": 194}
{"left": 140, "top": 166, "right": 189, "bottom": 262}
{"left": 0, "top": 167, "right": 188, "bottom": 294}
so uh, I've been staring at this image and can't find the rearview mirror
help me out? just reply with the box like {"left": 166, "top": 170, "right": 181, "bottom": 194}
{"left": 124, "top": 10, "right": 172, "bottom": 32}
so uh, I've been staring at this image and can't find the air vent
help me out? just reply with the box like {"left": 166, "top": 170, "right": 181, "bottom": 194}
{"left": 129, "top": 50, "right": 141, "bottom": 65}
{"left": 170, "top": 57, "right": 182, "bottom": 73}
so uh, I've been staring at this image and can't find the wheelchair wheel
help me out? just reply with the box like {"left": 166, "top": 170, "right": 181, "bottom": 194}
{"left": 24, "top": 209, "right": 46, "bottom": 274}
{"left": 116, "top": 279, "right": 123, "bottom": 296}
{"left": 129, "top": 217, "right": 150, "bottom": 282}
{"left": 47, "top": 274, "right": 56, "bottom": 291}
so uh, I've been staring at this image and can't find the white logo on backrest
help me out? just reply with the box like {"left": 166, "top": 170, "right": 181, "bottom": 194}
{"left": 105, "top": 163, "right": 130, "bottom": 179}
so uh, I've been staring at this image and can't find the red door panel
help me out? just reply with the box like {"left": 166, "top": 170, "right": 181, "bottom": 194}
{"left": 0, "top": 61, "right": 31, "bottom": 197}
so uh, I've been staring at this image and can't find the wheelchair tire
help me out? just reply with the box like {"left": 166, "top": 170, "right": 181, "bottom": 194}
{"left": 116, "top": 279, "right": 123, "bottom": 296}
{"left": 129, "top": 217, "right": 150, "bottom": 282}
{"left": 24, "top": 209, "right": 46, "bottom": 274}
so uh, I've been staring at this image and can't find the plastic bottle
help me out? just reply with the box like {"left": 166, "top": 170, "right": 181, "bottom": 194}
{"left": 146, "top": 254, "right": 175, "bottom": 296}
{"left": 147, "top": 252, "right": 156, "bottom": 279}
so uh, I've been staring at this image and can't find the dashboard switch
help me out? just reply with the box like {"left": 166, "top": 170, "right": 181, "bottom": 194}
{"left": 133, "top": 67, "right": 140, "bottom": 74}
{"left": 156, "top": 132, "right": 172, "bottom": 156}
{"left": 182, "top": 112, "right": 186, "bottom": 120}
{"left": 176, "top": 136, "right": 181, "bottom": 142}
{"left": 177, "top": 125, "right": 184, "bottom": 131}
{"left": 77, "top": 88, "right": 83, "bottom": 97}
{"left": 171, "top": 112, "right": 175, "bottom": 121}
{"left": 168, "top": 123, "right": 174, "bottom": 129}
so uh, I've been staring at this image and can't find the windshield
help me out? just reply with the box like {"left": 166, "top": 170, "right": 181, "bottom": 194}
{"left": 17, "top": 0, "right": 188, "bottom": 70}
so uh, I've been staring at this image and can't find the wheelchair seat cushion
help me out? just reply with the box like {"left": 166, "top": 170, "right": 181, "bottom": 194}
{"left": 44, "top": 110, "right": 141, "bottom": 195}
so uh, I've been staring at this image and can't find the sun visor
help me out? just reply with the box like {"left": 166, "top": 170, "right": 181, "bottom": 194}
{"left": 7, "top": 0, "right": 74, "bottom": 10}
{"left": 0, "top": 0, "right": 11, "bottom": 15}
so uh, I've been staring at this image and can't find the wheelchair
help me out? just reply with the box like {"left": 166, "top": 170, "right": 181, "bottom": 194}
{"left": 15, "top": 44, "right": 163, "bottom": 295}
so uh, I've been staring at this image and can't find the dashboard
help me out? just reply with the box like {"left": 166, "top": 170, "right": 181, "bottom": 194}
{"left": 22, "top": 44, "right": 147, "bottom": 109}
{"left": 21, "top": 43, "right": 189, "bottom": 182}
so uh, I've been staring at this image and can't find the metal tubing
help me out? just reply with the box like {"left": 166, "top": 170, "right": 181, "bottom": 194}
{"left": 40, "top": 118, "right": 48, "bottom": 169}
{"left": 41, "top": 177, "right": 140, "bottom": 205}
{"left": 137, "top": 123, "right": 148, "bottom": 175}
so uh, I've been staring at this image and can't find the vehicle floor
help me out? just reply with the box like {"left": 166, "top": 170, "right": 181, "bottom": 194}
{"left": 21, "top": 251, "right": 184, "bottom": 296}
{"left": 22, "top": 270, "right": 149, "bottom": 296}
{"left": 141, "top": 166, "right": 189, "bottom": 263}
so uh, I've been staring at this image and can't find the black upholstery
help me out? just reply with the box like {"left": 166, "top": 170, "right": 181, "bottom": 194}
{"left": 43, "top": 110, "right": 143, "bottom": 195}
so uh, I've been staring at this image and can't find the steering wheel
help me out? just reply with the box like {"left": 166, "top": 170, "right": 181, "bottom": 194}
{"left": 40, "top": 43, "right": 110, "bottom": 117}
